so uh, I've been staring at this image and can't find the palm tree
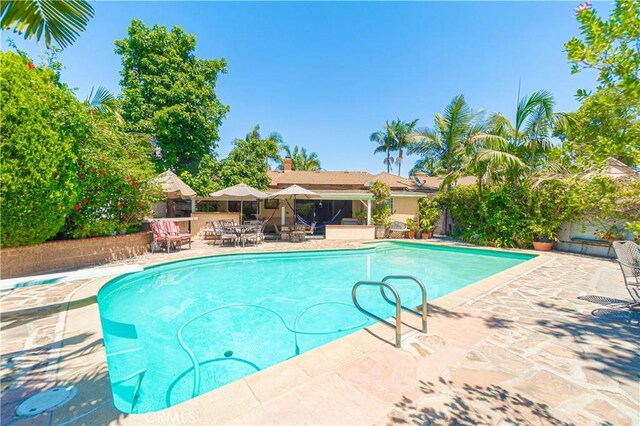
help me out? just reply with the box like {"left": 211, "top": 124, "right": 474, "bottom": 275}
{"left": 409, "top": 157, "right": 444, "bottom": 177}
{"left": 370, "top": 122, "right": 396, "bottom": 173}
{"left": 409, "top": 95, "right": 477, "bottom": 187}
{"left": 490, "top": 90, "right": 560, "bottom": 168}
{"left": 276, "top": 145, "right": 322, "bottom": 171}
{"left": 239, "top": 125, "right": 282, "bottom": 171}
{"left": 388, "top": 119, "right": 419, "bottom": 177}
{"left": 1, "top": 0, "right": 94, "bottom": 49}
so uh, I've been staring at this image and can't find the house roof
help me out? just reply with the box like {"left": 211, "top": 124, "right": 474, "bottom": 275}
{"left": 267, "top": 170, "right": 422, "bottom": 191}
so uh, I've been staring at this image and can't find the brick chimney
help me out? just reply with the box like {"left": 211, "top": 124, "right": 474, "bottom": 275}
{"left": 283, "top": 156, "right": 292, "bottom": 172}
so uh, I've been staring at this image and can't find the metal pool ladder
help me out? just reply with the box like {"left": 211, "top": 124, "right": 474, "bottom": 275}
{"left": 351, "top": 275, "right": 428, "bottom": 348}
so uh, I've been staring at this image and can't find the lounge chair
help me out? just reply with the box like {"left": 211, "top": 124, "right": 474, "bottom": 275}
{"left": 151, "top": 220, "right": 182, "bottom": 253}
{"left": 612, "top": 241, "right": 640, "bottom": 308}
{"left": 165, "top": 221, "right": 192, "bottom": 250}
{"left": 388, "top": 221, "right": 410, "bottom": 239}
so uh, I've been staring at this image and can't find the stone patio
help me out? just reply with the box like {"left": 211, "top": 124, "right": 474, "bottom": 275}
{"left": 1, "top": 240, "right": 638, "bottom": 425}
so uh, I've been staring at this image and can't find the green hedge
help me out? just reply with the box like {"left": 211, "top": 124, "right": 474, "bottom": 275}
{"left": 1, "top": 52, "right": 87, "bottom": 247}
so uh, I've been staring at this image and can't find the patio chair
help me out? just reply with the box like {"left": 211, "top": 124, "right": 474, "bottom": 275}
{"left": 306, "top": 222, "right": 317, "bottom": 236}
{"left": 612, "top": 241, "right": 640, "bottom": 308}
{"left": 290, "top": 224, "right": 306, "bottom": 243}
{"left": 151, "top": 220, "right": 181, "bottom": 253}
{"left": 275, "top": 223, "right": 289, "bottom": 241}
{"left": 242, "top": 223, "right": 263, "bottom": 246}
{"left": 201, "top": 221, "right": 220, "bottom": 242}
{"left": 218, "top": 222, "right": 238, "bottom": 247}
{"left": 165, "top": 221, "right": 192, "bottom": 250}
{"left": 389, "top": 221, "right": 410, "bottom": 239}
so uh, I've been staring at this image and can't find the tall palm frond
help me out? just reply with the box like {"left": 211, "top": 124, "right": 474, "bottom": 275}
{"left": 85, "top": 86, "right": 124, "bottom": 124}
{"left": 276, "top": 144, "right": 321, "bottom": 171}
{"left": 409, "top": 95, "right": 480, "bottom": 184}
{"left": 1, "top": 0, "right": 94, "bottom": 49}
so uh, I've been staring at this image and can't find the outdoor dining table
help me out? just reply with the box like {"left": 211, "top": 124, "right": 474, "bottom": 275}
{"left": 225, "top": 224, "right": 259, "bottom": 247}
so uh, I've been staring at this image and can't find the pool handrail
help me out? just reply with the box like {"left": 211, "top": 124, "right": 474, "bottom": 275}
{"left": 381, "top": 275, "right": 428, "bottom": 333}
{"left": 352, "top": 280, "right": 402, "bottom": 348}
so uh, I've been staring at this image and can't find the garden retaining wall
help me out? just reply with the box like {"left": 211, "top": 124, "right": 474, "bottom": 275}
{"left": 0, "top": 232, "right": 152, "bottom": 279}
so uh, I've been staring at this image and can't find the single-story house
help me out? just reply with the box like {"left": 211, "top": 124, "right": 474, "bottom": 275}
{"left": 192, "top": 159, "right": 435, "bottom": 238}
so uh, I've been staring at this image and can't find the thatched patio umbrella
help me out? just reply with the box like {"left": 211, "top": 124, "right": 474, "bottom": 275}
{"left": 154, "top": 170, "right": 196, "bottom": 200}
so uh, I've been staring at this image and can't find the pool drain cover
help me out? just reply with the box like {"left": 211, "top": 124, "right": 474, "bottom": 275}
{"left": 16, "top": 386, "right": 77, "bottom": 417}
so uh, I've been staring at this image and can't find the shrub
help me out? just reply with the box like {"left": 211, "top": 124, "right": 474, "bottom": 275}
{"left": 0, "top": 52, "right": 86, "bottom": 247}
{"left": 63, "top": 113, "right": 157, "bottom": 238}
{"left": 417, "top": 196, "right": 441, "bottom": 232}
{"left": 370, "top": 181, "right": 392, "bottom": 227}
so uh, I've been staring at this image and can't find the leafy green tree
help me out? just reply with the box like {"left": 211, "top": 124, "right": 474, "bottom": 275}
{"left": 370, "top": 122, "right": 396, "bottom": 173}
{"left": 490, "top": 90, "right": 561, "bottom": 169}
{"left": 276, "top": 144, "right": 322, "bottom": 171}
{"left": 561, "top": 88, "right": 640, "bottom": 167}
{"left": 565, "top": 0, "right": 640, "bottom": 99}
{"left": 180, "top": 154, "right": 221, "bottom": 196}
{"left": 115, "top": 19, "right": 228, "bottom": 173}
{"left": 1, "top": 51, "right": 85, "bottom": 247}
{"left": 216, "top": 125, "right": 280, "bottom": 190}
{"left": 1, "top": 0, "right": 94, "bottom": 49}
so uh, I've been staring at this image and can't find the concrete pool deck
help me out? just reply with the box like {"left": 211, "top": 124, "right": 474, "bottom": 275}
{"left": 1, "top": 239, "right": 638, "bottom": 425}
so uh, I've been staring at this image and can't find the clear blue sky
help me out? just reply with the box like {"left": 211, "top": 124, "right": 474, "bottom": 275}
{"left": 4, "top": 1, "right": 604, "bottom": 176}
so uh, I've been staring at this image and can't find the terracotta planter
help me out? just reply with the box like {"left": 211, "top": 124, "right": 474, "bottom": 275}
{"left": 408, "top": 231, "right": 416, "bottom": 239}
{"left": 532, "top": 241, "right": 553, "bottom": 251}
{"left": 421, "top": 230, "right": 433, "bottom": 239}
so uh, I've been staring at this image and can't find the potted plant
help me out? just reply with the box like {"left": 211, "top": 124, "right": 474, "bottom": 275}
{"left": 595, "top": 223, "right": 625, "bottom": 243}
{"left": 370, "top": 181, "right": 393, "bottom": 239}
{"left": 406, "top": 217, "right": 419, "bottom": 239}
{"left": 417, "top": 196, "right": 440, "bottom": 239}
{"left": 528, "top": 223, "right": 557, "bottom": 251}
{"left": 355, "top": 210, "right": 367, "bottom": 225}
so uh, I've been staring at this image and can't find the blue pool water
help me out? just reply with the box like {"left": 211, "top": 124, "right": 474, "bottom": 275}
{"left": 97, "top": 242, "right": 534, "bottom": 413}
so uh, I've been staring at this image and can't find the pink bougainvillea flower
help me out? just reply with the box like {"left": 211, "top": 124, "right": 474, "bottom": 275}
{"left": 27, "top": 62, "right": 35, "bottom": 69}
{"left": 131, "top": 181, "right": 137, "bottom": 187}
{"left": 129, "top": 153, "right": 135, "bottom": 158}
{"left": 83, "top": 198, "right": 88, "bottom": 205}
{"left": 73, "top": 204, "right": 81, "bottom": 211}
{"left": 574, "top": 1, "right": 592, "bottom": 15}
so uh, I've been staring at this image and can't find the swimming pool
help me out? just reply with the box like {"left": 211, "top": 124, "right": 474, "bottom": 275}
{"left": 97, "top": 242, "right": 534, "bottom": 413}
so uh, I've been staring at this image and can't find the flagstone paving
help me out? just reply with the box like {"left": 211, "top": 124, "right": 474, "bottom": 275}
{"left": 1, "top": 240, "right": 638, "bottom": 425}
